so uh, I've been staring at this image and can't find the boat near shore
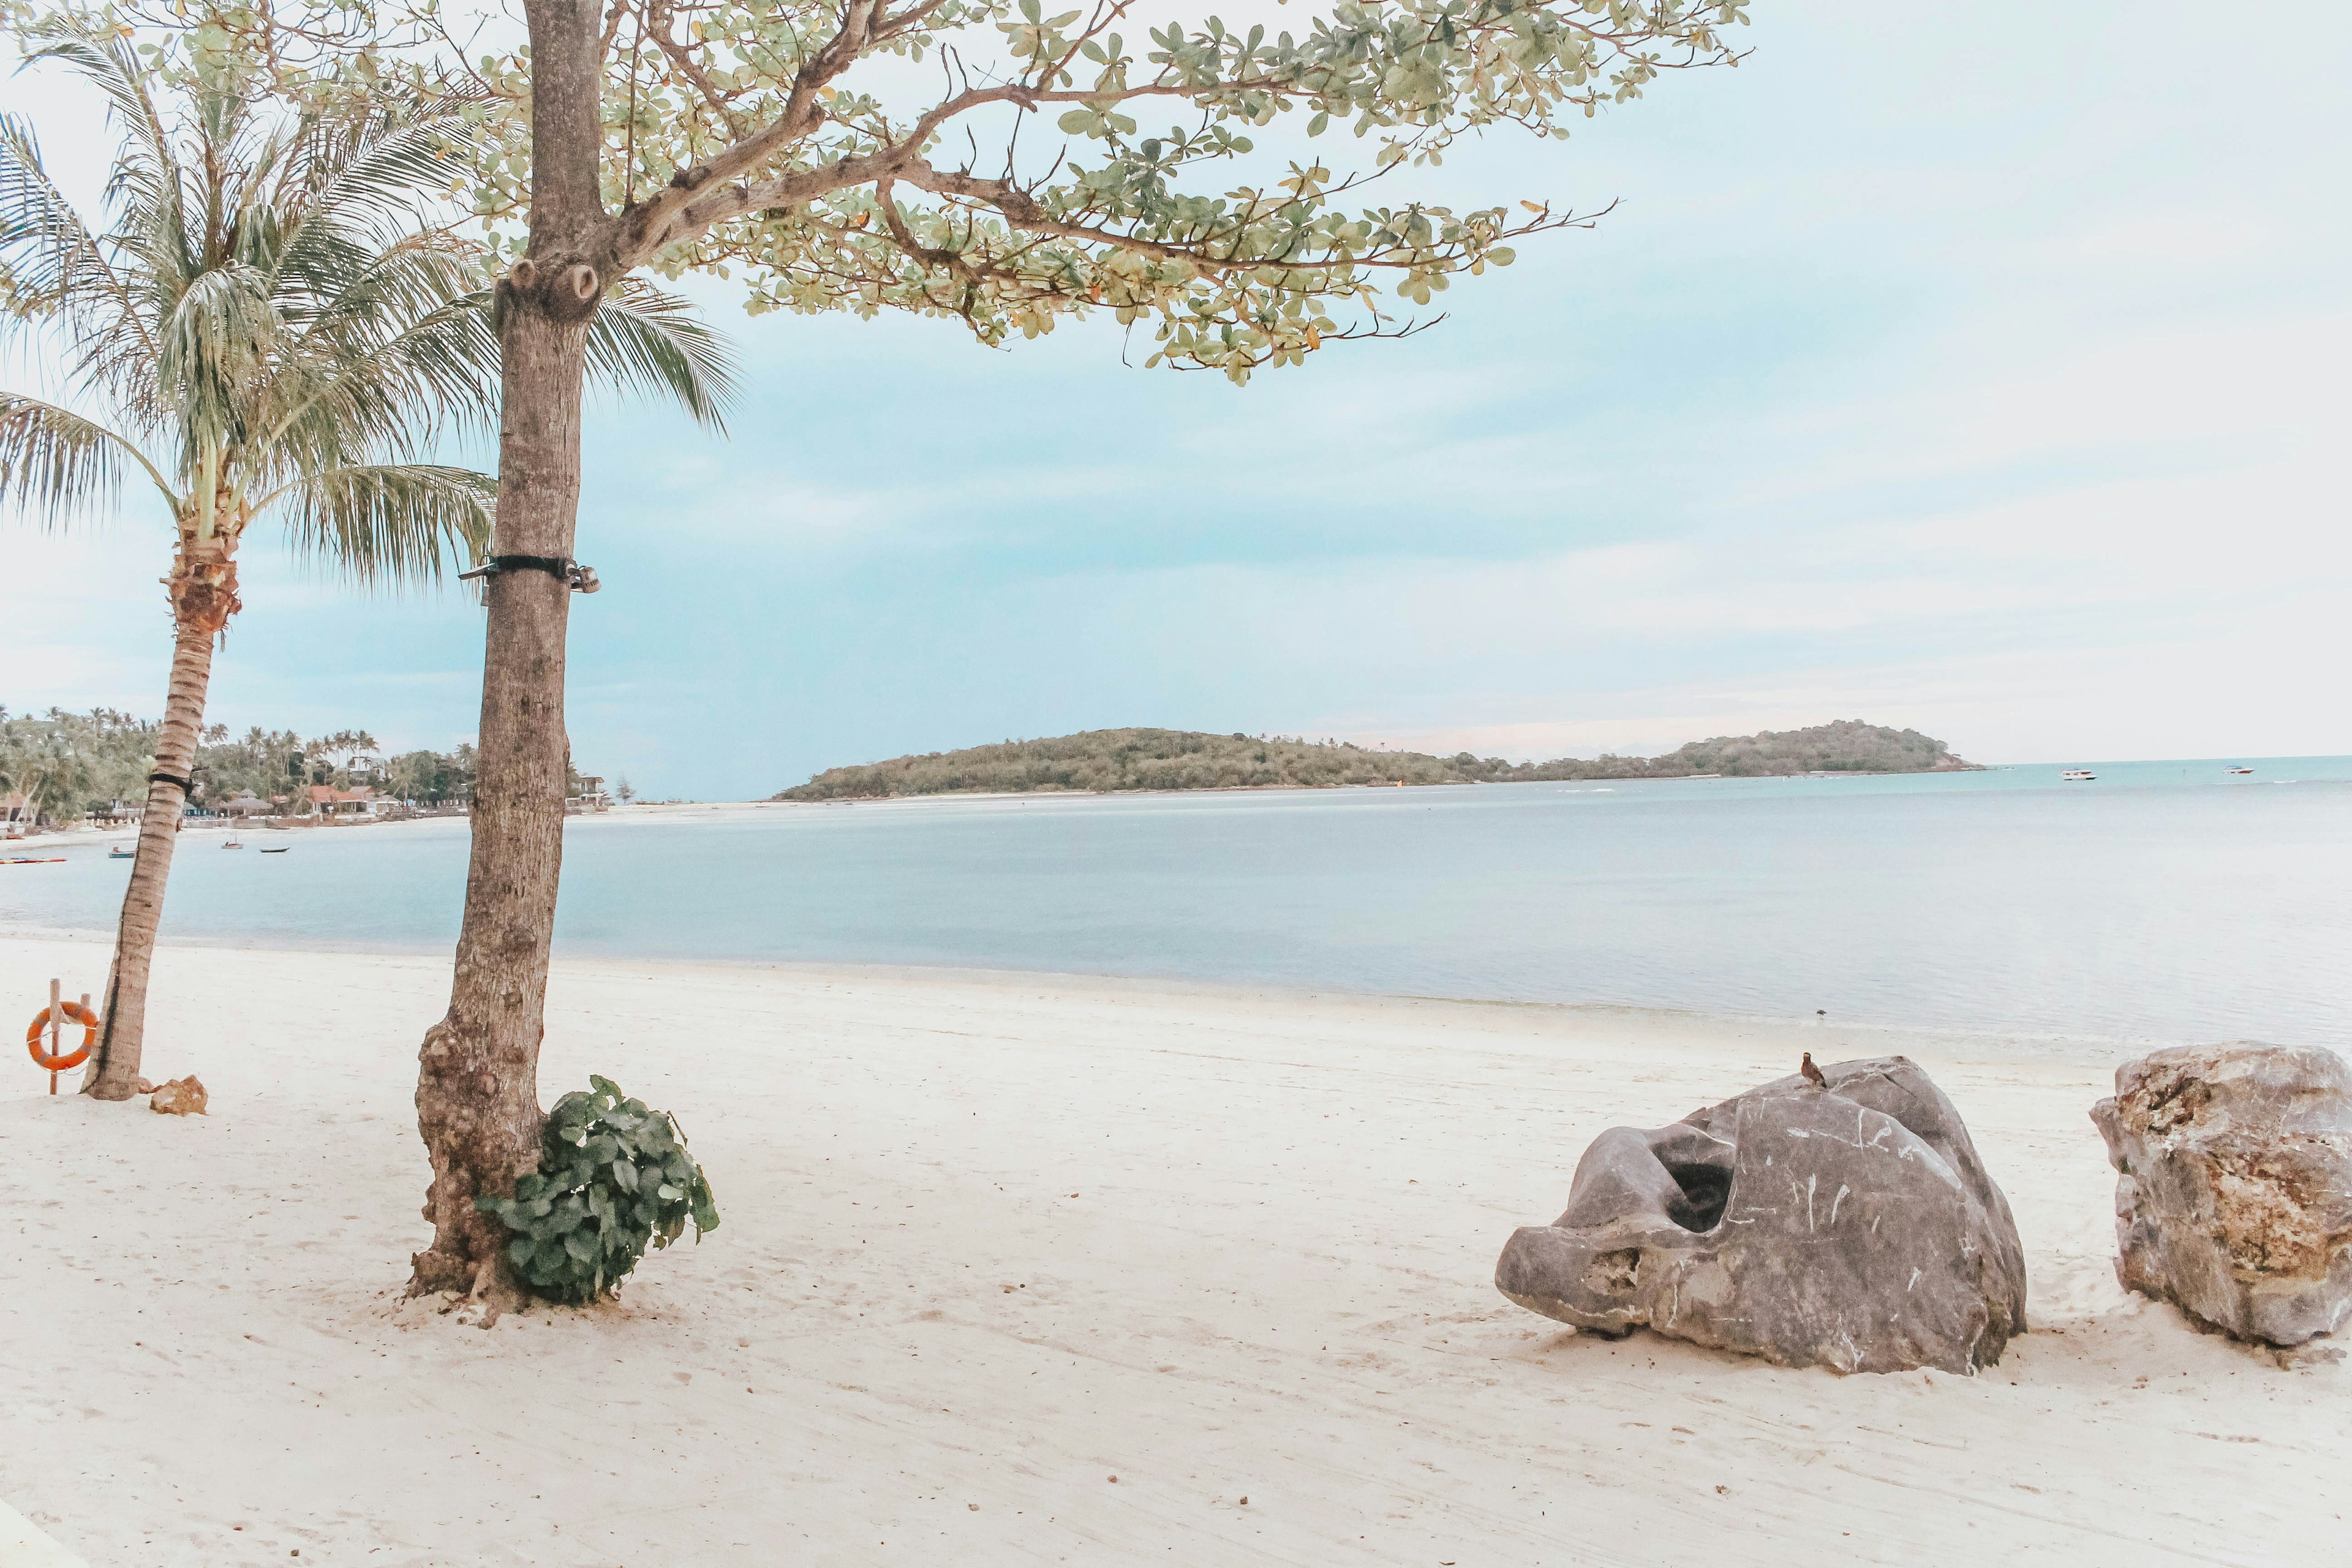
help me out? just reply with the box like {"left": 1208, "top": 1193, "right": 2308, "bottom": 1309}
{"left": 2060, "top": 769, "right": 2095, "bottom": 782}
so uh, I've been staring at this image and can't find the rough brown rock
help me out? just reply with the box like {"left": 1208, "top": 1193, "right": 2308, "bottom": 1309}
{"left": 1494, "top": 1055, "right": 2026, "bottom": 1374}
{"left": 149, "top": 1076, "right": 208, "bottom": 1115}
{"left": 2090, "top": 1042, "right": 2352, "bottom": 1346}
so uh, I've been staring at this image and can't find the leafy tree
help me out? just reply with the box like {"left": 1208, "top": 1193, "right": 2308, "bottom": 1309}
{"left": 408, "top": 0, "right": 1748, "bottom": 1308}
{"left": 0, "top": 705, "right": 157, "bottom": 818}
{"left": 189, "top": 723, "right": 306, "bottom": 799}
{"left": 386, "top": 745, "right": 477, "bottom": 802}
{"left": 53, "top": 0, "right": 1749, "bottom": 1301}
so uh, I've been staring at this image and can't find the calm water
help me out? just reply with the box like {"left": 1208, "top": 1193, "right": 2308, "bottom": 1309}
{"left": 6, "top": 758, "right": 2349, "bottom": 1044}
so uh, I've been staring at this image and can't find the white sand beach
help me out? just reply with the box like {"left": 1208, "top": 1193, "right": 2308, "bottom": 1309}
{"left": 1, "top": 932, "right": 2342, "bottom": 1566}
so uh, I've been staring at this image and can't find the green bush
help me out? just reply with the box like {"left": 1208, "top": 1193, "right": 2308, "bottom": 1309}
{"left": 477, "top": 1076, "right": 719, "bottom": 1304}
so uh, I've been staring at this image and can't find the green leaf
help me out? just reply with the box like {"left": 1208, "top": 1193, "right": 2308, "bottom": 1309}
{"left": 473, "top": 1075, "right": 718, "bottom": 1303}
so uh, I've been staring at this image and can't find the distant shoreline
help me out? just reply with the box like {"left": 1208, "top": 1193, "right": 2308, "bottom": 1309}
{"left": 9, "top": 756, "right": 2337, "bottom": 848}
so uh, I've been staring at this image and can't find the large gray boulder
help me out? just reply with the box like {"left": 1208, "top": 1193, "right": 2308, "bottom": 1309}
{"left": 1495, "top": 1055, "right": 2027, "bottom": 1374}
{"left": 2090, "top": 1042, "right": 2352, "bottom": 1346}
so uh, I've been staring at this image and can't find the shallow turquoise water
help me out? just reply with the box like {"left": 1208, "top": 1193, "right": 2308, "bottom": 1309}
{"left": 6, "top": 756, "right": 2348, "bottom": 1043}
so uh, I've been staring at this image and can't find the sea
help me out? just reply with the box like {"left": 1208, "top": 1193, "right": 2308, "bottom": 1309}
{"left": 6, "top": 757, "right": 2348, "bottom": 1046}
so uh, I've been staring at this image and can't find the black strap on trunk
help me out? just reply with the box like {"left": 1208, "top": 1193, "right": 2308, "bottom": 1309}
{"left": 458, "top": 555, "right": 600, "bottom": 593}
{"left": 149, "top": 771, "right": 194, "bottom": 794}
{"left": 458, "top": 554, "right": 572, "bottom": 580}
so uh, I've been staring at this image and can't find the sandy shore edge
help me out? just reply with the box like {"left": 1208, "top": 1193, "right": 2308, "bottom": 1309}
{"left": 2, "top": 933, "right": 2342, "bottom": 1566}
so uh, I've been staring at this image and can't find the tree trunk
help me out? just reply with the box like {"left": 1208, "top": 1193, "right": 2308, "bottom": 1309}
{"left": 409, "top": 0, "right": 611, "bottom": 1304}
{"left": 85, "top": 535, "right": 239, "bottom": 1099}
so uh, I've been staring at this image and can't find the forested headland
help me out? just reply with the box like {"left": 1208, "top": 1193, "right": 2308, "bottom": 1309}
{"left": 775, "top": 721, "right": 1980, "bottom": 801}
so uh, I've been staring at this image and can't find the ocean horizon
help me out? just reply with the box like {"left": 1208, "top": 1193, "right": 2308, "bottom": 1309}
{"left": 7, "top": 753, "right": 2348, "bottom": 1047}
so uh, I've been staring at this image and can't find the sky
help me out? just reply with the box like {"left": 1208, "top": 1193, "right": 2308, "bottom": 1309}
{"left": 4, "top": 2, "right": 2348, "bottom": 799}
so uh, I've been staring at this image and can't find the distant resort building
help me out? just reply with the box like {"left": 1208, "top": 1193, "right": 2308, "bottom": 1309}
{"left": 2, "top": 791, "right": 36, "bottom": 835}
{"left": 306, "top": 785, "right": 396, "bottom": 819}
{"left": 566, "top": 775, "right": 611, "bottom": 815}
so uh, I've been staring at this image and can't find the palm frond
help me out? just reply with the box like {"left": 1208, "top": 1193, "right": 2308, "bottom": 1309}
{"left": 589, "top": 279, "right": 739, "bottom": 432}
{"left": 0, "top": 114, "right": 161, "bottom": 410}
{"left": 222, "top": 116, "right": 304, "bottom": 273}
{"left": 24, "top": 34, "right": 186, "bottom": 262}
{"left": 0, "top": 113, "right": 100, "bottom": 311}
{"left": 240, "top": 263, "right": 501, "bottom": 495}
{"left": 276, "top": 101, "right": 484, "bottom": 274}
{"left": 0, "top": 391, "right": 170, "bottom": 527}
{"left": 276, "top": 462, "right": 494, "bottom": 587}
{"left": 158, "top": 262, "right": 279, "bottom": 461}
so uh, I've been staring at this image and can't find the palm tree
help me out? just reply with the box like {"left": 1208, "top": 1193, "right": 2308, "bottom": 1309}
{"left": 0, "top": 29, "right": 731, "bottom": 1098}
{"left": 0, "top": 707, "right": 105, "bottom": 826}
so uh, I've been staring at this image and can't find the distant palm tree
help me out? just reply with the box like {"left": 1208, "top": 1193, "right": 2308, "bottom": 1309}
{"left": 0, "top": 707, "right": 103, "bottom": 824}
{"left": 0, "top": 31, "right": 732, "bottom": 1098}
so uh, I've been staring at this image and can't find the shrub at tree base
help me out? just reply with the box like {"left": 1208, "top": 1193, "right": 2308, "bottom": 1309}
{"left": 477, "top": 1077, "right": 719, "bottom": 1305}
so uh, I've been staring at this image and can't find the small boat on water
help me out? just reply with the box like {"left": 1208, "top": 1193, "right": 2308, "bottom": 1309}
{"left": 2060, "top": 769, "right": 2095, "bottom": 782}
{"left": 224, "top": 837, "right": 244, "bottom": 850}
{"left": 3, "top": 856, "right": 67, "bottom": 865}
{"left": 108, "top": 845, "right": 137, "bottom": 859}
{"left": 260, "top": 846, "right": 290, "bottom": 854}
{"left": 2225, "top": 766, "right": 2254, "bottom": 775}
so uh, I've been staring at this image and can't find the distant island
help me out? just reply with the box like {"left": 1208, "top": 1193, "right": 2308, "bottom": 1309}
{"left": 774, "top": 720, "right": 1981, "bottom": 800}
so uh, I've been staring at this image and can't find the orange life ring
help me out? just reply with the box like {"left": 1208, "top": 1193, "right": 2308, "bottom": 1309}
{"left": 26, "top": 1003, "right": 97, "bottom": 1072}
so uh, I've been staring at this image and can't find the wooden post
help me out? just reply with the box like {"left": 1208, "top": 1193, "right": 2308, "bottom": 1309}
{"left": 48, "top": 977, "right": 61, "bottom": 1096}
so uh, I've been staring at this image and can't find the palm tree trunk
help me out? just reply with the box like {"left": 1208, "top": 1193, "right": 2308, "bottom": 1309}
{"left": 85, "top": 536, "right": 238, "bottom": 1099}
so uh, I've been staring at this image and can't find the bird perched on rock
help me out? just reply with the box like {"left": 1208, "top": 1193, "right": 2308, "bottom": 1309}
{"left": 1800, "top": 1052, "right": 1827, "bottom": 1090}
